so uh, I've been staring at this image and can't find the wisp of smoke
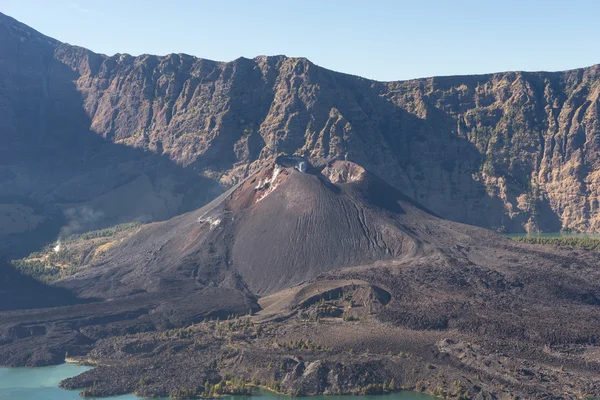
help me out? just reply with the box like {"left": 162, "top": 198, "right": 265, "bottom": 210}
{"left": 59, "top": 206, "right": 105, "bottom": 239}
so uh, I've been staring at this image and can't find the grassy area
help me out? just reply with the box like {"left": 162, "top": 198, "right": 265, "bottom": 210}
{"left": 10, "top": 253, "right": 77, "bottom": 283}
{"left": 62, "top": 222, "right": 141, "bottom": 243}
{"left": 10, "top": 222, "right": 142, "bottom": 283}
{"left": 512, "top": 236, "right": 600, "bottom": 251}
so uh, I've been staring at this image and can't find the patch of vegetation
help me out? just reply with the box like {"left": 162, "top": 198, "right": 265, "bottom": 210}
{"left": 203, "top": 376, "right": 253, "bottom": 397}
{"left": 9, "top": 222, "right": 142, "bottom": 282}
{"left": 159, "top": 326, "right": 196, "bottom": 340}
{"left": 512, "top": 236, "right": 600, "bottom": 251}
{"left": 80, "top": 381, "right": 99, "bottom": 397}
{"left": 62, "top": 222, "right": 141, "bottom": 243}
{"left": 9, "top": 254, "right": 76, "bottom": 283}
{"left": 343, "top": 313, "right": 359, "bottom": 321}
{"left": 357, "top": 379, "right": 397, "bottom": 395}
{"left": 264, "top": 379, "right": 282, "bottom": 393}
{"left": 274, "top": 338, "right": 330, "bottom": 352}
{"left": 168, "top": 375, "right": 253, "bottom": 399}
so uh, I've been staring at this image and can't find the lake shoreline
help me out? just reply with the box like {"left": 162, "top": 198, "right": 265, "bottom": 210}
{"left": 0, "top": 363, "right": 438, "bottom": 399}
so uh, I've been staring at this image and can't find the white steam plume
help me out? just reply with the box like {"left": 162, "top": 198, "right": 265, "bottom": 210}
{"left": 59, "top": 206, "right": 105, "bottom": 239}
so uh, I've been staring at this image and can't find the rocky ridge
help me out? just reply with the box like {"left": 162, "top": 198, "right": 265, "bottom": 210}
{"left": 1, "top": 12, "right": 600, "bottom": 256}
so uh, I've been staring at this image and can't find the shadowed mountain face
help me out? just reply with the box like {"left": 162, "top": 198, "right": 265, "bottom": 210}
{"left": 0, "top": 13, "right": 221, "bottom": 258}
{"left": 0, "top": 259, "right": 86, "bottom": 311}
{"left": 2, "top": 12, "right": 600, "bottom": 258}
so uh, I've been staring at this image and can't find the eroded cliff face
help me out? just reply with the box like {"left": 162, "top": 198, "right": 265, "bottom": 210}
{"left": 382, "top": 68, "right": 600, "bottom": 232}
{"left": 2, "top": 12, "right": 600, "bottom": 238}
{"left": 70, "top": 52, "right": 600, "bottom": 233}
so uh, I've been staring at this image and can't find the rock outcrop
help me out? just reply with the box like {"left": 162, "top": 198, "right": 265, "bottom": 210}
{"left": 2, "top": 10, "right": 600, "bottom": 260}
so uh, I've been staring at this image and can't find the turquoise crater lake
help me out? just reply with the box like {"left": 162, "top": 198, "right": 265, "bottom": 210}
{"left": 0, "top": 364, "right": 147, "bottom": 400}
{"left": 0, "top": 363, "right": 436, "bottom": 399}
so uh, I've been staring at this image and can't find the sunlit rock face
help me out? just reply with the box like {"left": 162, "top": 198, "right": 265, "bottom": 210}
{"left": 3, "top": 11, "right": 600, "bottom": 240}
{"left": 322, "top": 161, "right": 366, "bottom": 183}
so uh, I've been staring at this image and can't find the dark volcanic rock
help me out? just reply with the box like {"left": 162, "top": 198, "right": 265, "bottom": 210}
{"left": 1, "top": 157, "right": 600, "bottom": 398}
{"left": 55, "top": 158, "right": 442, "bottom": 298}
{"left": 2, "top": 12, "right": 600, "bottom": 261}
{"left": 2, "top": 11, "right": 600, "bottom": 400}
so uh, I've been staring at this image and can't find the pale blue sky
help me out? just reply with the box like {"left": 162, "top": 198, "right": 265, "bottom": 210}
{"left": 2, "top": 0, "right": 599, "bottom": 81}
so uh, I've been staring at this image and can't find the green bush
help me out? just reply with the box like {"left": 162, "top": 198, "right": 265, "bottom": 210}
{"left": 9, "top": 222, "right": 142, "bottom": 282}
{"left": 343, "top": 313, "right": 359, "bottom": 322}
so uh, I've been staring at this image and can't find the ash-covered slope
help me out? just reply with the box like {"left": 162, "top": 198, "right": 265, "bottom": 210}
{"left": 0, "top": 155, "right": 467, "bottom": 365}
{"left": 58, "top": 156, "right": 454, "bottom": 297}
{"left": 2, "top": 157, "right": 600, "bottom": 399}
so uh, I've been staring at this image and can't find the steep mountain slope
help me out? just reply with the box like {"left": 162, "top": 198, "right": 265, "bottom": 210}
{"left": 1, "top": 12, "right": 600, "bottom": 259}
{"left": 0, "top": 258, "right": 85, "bottom": 311}
{"left": 55, "top": 157, "right": 440, "bottom": 298}
{"left": 3, "top": 11, "right": 600, "bottom": 400}
{"left": 1, "top": 157, "right": 599, "bottom": 399}
{"left": 0, "top": 13, "right": 220, "bottom": 258}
